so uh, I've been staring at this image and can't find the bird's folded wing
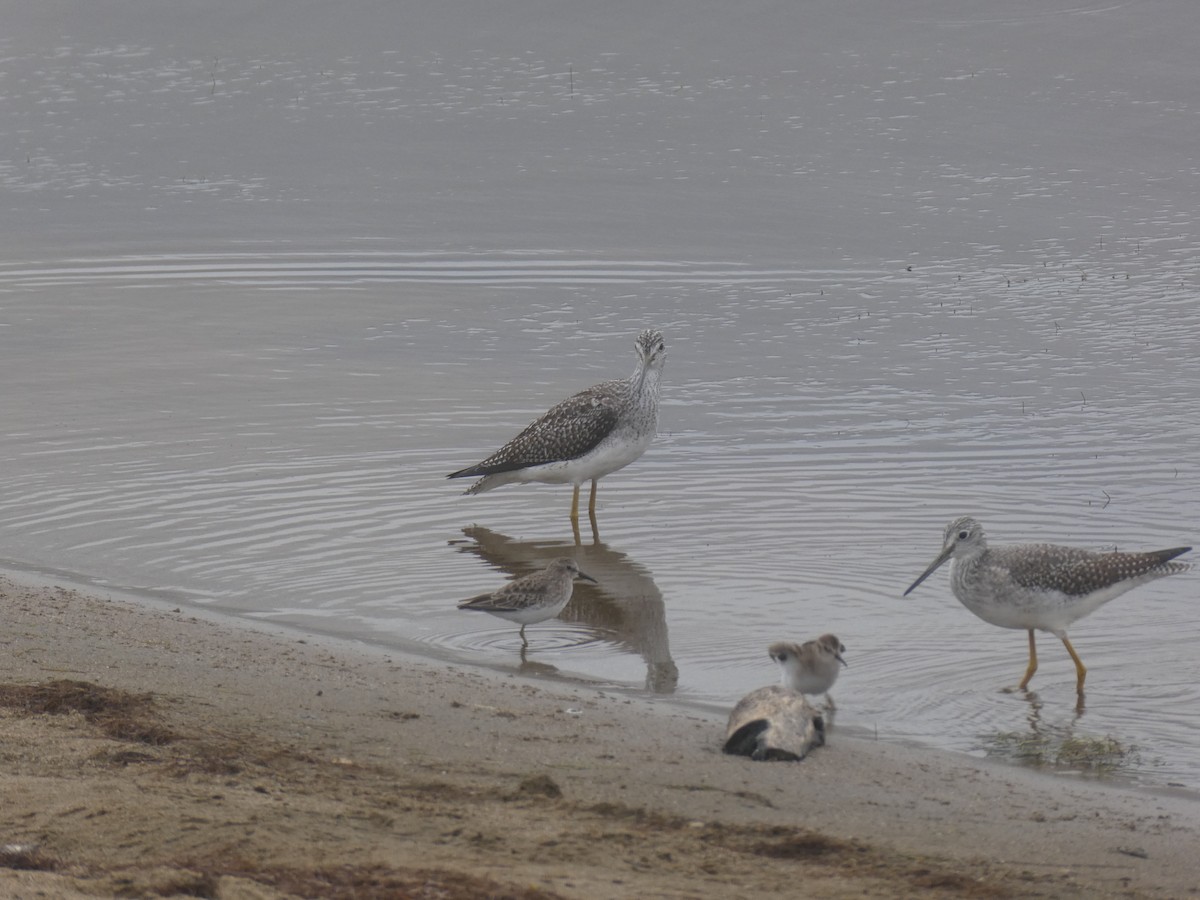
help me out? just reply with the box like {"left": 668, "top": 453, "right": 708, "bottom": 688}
{"left": 459, "top": 386, "right": 622, "bottom": 475}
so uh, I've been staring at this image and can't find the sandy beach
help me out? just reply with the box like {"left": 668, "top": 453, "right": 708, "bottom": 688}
{"left": 2, "top": 574, "right": 1197, "bottom": 899}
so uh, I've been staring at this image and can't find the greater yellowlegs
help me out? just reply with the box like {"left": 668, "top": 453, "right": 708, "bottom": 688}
{"left": 904, "top": 516, "right": 1191, "bottom": 696}
{"left": 457, "top": 557, "right": 597, "bottom": 646}
{"left": 448, "top": 329, "right": 666, "bottom": 525}
{"left": 768, "top": 634, "right": 847, "bottom": 710}
{"left": 723, "top": 685, "right": 826, "bottom": 762}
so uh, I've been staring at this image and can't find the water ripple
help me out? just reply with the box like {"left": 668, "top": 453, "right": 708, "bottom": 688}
{"left": 1, "top": 247, "right": 1197, "bottom": 786}
{"left": 0, "top": 253, "right": 886, "bottom": 290}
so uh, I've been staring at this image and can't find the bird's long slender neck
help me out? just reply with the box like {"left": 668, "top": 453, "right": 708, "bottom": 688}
{"left": 949, "top": 543, "right": 989, "bottom": 595}
{"left": 629, "top": 358, "right": 661, "bottom": 399}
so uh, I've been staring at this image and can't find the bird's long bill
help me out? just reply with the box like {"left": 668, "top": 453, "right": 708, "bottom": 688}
{"left": 836, "top": 653, "right": 848, "bottom": 668}
{"left": 903, "top": 545, "right": 954, "bottom": 596}
{"left": 577, "top": 570, "right": 598, "bottom": 584}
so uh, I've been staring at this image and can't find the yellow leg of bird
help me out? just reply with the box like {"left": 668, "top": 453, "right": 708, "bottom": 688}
{"left": 588, "top": 479, "right": 599, "bottom": 517}
{"left": 1017, "top": 629, "right": 1038, "bottom": 690}
{"left": 569, "top": 484, "right": 581, "bottom": 522}
{"left": 1060, "top": 635, "right": 1087, "bottom": 695}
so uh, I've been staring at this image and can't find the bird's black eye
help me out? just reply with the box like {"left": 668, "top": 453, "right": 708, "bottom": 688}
{"left": 958, "top": 530, "right": 969, "bottom": 540}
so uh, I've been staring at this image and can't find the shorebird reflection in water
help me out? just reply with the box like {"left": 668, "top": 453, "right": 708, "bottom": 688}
{"left": 447, "top": 329, "right": 666, "bottom": 529}
{"left": 454, "top": 525, "right": 679, "bottom": 693}
{"left": 905, "top": 516, "right": 1191, "bottom": 697}
{"left": 768, "top": 634, "right": 847, "bottom": 710}
{"left": 457, "top": 557, "right": 597, "bottom": 647}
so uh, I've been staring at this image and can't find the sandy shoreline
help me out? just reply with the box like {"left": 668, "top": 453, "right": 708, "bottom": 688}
{"left": 2, "top": 574, "right": 1198, "bottom": 899}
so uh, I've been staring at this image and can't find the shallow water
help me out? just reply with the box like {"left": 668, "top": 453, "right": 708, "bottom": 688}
{"left": 3, "top": 2, "right": 1199, "bottom": 787}
{"left": 3, "top": 246, "right": 1197, "bottom": 786}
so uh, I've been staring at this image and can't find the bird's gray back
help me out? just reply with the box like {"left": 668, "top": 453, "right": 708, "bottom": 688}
{"left": 991, "top": 543, "right": 1190, "bottom": 596}
{"left": 455, "top": 380, "right": 627, "bottom": 476}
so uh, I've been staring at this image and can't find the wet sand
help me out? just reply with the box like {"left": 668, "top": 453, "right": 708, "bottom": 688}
{"left": 2, "top": 574, "right": 1198, "bottom": 899}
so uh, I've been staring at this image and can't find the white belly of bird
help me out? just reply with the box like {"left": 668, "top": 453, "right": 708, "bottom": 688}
{"left": 486, "top": 600, "right": 569, "bottom": 626}
{"left": 955, "top": 581, "right": 1136, "bottom": 635}
{"left": 513, "top": 428, "right": 653, "bottom": 486}
{"left": 788, "top": 672, "right": 835, "bottom": 695}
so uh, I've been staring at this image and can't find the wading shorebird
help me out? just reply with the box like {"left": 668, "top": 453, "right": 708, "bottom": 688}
{"left": 768, "top": 634, "right": 847, "bottom": 710}
{"left": 448, "top": 329, "right": 666, "bottom": 528}
{"left": 904, "top": 516, "right": 1191, "bottom": 697}
{"left": 457, "top": 557, "right": 597, "bottom": 646}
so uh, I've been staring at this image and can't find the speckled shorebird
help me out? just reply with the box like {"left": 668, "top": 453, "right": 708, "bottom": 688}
{"left": 904, "top": 516, "right": 1191, "bottom": 696}
{"left": 457, "top": 557, "right": 597, "bottom": 646}
{"left": 448, "top": 329, "right": 666, "bottom": 525}
{"left": 768, "top": 634, "right": 847, "bottom": 710}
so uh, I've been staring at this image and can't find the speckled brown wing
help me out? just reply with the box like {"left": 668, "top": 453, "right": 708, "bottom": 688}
{"left": 481, "top": 581, "right": 547, "bottom": 612}
{"left": 1002, "top": 545, "right": 1190, "bottom": 596}
{"left": 459, "top": 569, "right": 540, "bottom": 611}
{"left": 449, "top": 382, "right": 622, "bottom": 477}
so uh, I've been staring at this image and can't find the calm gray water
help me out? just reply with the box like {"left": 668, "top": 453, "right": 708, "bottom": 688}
{"left": 3, "top": 2, "right": 1199, "bottom": 786}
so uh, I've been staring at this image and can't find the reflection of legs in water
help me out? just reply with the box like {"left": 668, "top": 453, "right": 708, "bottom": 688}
{"left": 518, "top": 642, "right": 559, "bottom": 677}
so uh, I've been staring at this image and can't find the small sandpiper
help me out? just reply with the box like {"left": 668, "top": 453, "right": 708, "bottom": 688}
{"left": 457, "top": 557, "right": 597, "bottom": 646}
{"left": 768, "top": 634, "right": 847, "bottom": 710}
{"left": 448, "top": 329, "right": 666, "bottom": 527}
{"left": 904, "top": 516, "right": 1191, "bottom": 696}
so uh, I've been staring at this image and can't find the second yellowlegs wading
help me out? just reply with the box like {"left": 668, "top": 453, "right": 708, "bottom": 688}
{"left": 448, "top": 329, "right": 666, "bottom": 526}
{"left": 768, "top": 634, "right": 847, "bottom": 710}
{"left": 457, "top": 557, "right": 597, "bottom": 646}
{"left": 904, "top": 516, "right": 1191, "bottom": 696}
